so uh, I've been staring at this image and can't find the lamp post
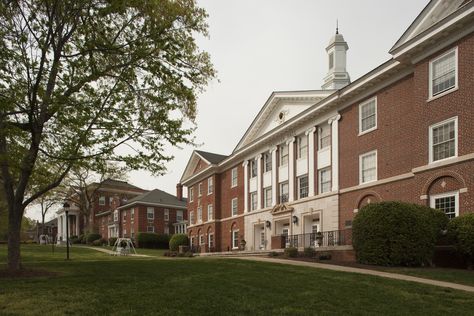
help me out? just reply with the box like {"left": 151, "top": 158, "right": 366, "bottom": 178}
{"left": 63, "top": 202, "right": 70, "bottom": 260}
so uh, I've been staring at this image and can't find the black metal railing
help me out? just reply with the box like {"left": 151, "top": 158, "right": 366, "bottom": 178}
{"left": 281, "top": 229, "right": 352, "bottom": 248}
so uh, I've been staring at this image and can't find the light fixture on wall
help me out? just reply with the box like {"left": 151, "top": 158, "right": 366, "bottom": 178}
{"left": 292, "top": 216, "right": 298, "bottom": 224}
{"left": 265, "top": 221, "right": 271, "bottom": 229}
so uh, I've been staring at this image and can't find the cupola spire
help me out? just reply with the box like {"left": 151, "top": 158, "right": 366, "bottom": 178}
{"left": 321, "top": 25, "right": 351, "bottom": 90}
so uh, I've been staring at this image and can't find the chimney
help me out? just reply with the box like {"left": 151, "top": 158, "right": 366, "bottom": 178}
{"left": 176, "top": 183, "right": 183, "bottom": 201}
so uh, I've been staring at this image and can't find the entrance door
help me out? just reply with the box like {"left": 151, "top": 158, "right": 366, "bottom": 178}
{"left": 282, "top": 227, "right": 289, "bottom": 248}
{"left": 259, "top": 230, "right": 265, "bottom": 250}
{"left": 312, "top": 223, "right": 320, "bottom": 247}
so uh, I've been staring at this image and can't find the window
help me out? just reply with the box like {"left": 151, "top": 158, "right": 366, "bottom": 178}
{"left": 113, "top": 210, "right": 118, "bottom": 222}
{"left": 177, "top": 210, "right": 183, "bottom": 222}
{"left": 250, "top": 192, "right": 257, "bottom": 211}
{"left": 231, "top": 198, "right": 238, "bottom": 216}
{"left": 147, "top": 207, "right": 155, "bottom": 220}
{"left": 208, "top": 177, "right": 213, "bottom": 195}
{"left": 99, "top": 196, "right": 106, "bottom": 206}
{"left": 431, "top": 192, "right": 459, "bottom": 219}
{"left": 164, "top": 209, "right": 169, "bottom": 221}
{"left": 263, "top": 152, "right": 272, "bottom": 172}
{"left": 279, "top": 144, "right": 288, "bottom": 166}
{"left": 131, "top": 209, "right": 134, "bottom": 220}
{"left": 297, "top": 135, "right": 308, "bottom": 159}
{"left": 264, "top": 187, "right": 272, "bottom": 208}
{"left": 109, "top": 196, "right": 114, "bottom": 205}
{"left": 131, "top": 227, "right": 135, "bottom": 238}
{"left": 329, "top": 52, "right": 334, "bottom": 69}
{"left": 208, "top": 233, "right": 214, "bottom": 249}
{"left": 147, "top": 226, "right": 154, "bottom": 233}
{"left": 198, "top": 183, "right": 202, "bottom": 197}
{"left": 123, "top": 212, "right": 127, "bottom": 221}
{"left": 207, "top": 204, "right": 213, "bottom": 221}
{"left": 190, "top": 211, "right": 194, "bottom": 224}
{"left": 318, "top": 124, "right": 331, "bottom": 149}
{"left": 280, "top": 182, "right": 289, "bottom": 203}
{"left": 189, "top": 187, "right": 194, "bottom": 202}
{"left": 231, "top": 168, "right": 238, "bottom": 187}
{"left": 359, "top": 97, "right": 377, "bottom": 134}
{"left": 319, "top": 168, "right": 332, "bottom": 194}
{"left": 429, "top": 117, "right": 457, "bottom": 163}
{"left": 164, "top": 226, "right": 169, "bottom": 235}
{"left": 359, "top": 151, "right": 377, "bottom": 184}
{"left": 199, "top": 234, "right": 204, "bottom": 245}
{"left": 298, "top": 176, "right": 309, "bottom": 199}
{"left": 232, "top": 230, "right": 239, "bottom": 249}
{"left": 430, "top": 48, "right": 457, "bottom": 98}
{"left": 250, "top": 159, "right": 257, "bottom": 178}
{"left": 123, "top": 228, "right": 127, "bottom": 236}
{"left": 197, "top": 207, "right": 202, "bottom": 223}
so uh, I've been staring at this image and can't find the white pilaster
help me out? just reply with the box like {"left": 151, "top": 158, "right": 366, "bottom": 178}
{"left": 256, "top": 154, "right": 262, "bottom": 210}
{"left": 305, "top": 127, "right": 316, "bottom": 196}
{"left": 243, "top": 160, "right": 249, "bottom": 213}
{"left": 270, "top": 146, "right": 278, "bottom": 205}
{"left": 287, "top": 137, "right": 296, "bottom": 202}
{"left": 329, "top": 114, "right": 341, "bottom": 191}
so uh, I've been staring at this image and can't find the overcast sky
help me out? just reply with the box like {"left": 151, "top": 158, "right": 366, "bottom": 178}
{"left": 29, "top": 0, "right": 429, "bottom": 221}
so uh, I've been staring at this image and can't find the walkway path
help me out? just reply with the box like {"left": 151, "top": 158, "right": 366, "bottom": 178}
{"left": 232, "top": 256, "right": 474, "bottom": 293}
{"left": 80, "top": 246, "right": 150, "bottom": 258}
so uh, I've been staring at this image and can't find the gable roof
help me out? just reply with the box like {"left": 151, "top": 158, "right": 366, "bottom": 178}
{"left": 119, "top": 189, "right": 186, "bottom": 209}
{"left": 195, "top": 150, "right": 228, "bottom": 165}
{"left": 180, "top": 150, "right": 228, "bottom": 184}
{"left": 96, "top": 178, "right": 145, "bottom": 191}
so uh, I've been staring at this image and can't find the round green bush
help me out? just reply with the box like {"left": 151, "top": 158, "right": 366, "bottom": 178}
{"left": 86, "top": 233, "right": 102, "bottom": 244}
{"left": 136, "top": 233, "right": 170, "bottom": 249}
{"left": 169, "top": 234, "right": 189, "bottom": 251}
{"left": 448, "top": 213, "right": 474, "bottom": 267}
{"left": 352, "top": 201, "right": 447, "bottom": 266}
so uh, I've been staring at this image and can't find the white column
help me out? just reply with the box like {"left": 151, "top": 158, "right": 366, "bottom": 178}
{"left": 306, "top": 127, "right": 316, "bottom": 197}
{"left": 287, "top": 137, "right": 296, "bottom": 202}
{"left": 57, "top": 215, "right": 62, "bottom": 241}
{"left": 243, "top": 160, "right": 249, "bottom": 213}
{"left": 75, "top": 214, "right": 80, "bottom": 236}
{"left": 270, "top": 146, "right": 278, "bottom": 205}
{"left": 256, "top": 154, "right": 262, "bottom": 210}
{"left": 329, "top": 114, "right": 341, "bottom": 191}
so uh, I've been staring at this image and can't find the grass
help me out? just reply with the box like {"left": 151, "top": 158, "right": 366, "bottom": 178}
{"left": 99, "top": 245, "right": 168, "bottom": 257}
{"left": 376, "top": 266, "right": 474, "bottom": 287}
{"left": 1, "top": 245, "right": 474, "bottom": 315}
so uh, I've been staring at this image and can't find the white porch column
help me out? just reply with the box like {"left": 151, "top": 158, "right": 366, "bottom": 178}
{"left": 306, "top": 127, "right": 316, "bottom": 197}
{"left": 270, "top": 146, "right": 278, "bottom": 205}
{"left": 62, "top": 214, "right": 67, "bottom": 240}
{"left": 243, "top": 160, "right": 249, "bottom": 213}
{"left": 75, "top": 214, "right": 80, "bottom": 236}
{"left": 57, "top": 215, "right": 62, "bottom": 240}
{"left": 329, "top": 114, "right": 341, "bottom": 191}
{"left": 256, "top": 154, "right": 262, "bottom": 210}
{"left": 287, "top": 137, "right": 296, "bottom": 202}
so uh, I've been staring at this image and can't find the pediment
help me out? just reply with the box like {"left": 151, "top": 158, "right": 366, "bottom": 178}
{"left": 180, "top": 152, "right": 210, "bottom": 183}
{"left": 234, "top": 91, "right": 331, "bottom": 152}
{"left": 271, "top": 203, "right": 294, "bottom": 215}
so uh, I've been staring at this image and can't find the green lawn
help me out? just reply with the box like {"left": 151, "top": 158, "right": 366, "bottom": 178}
{"left": 98, "top": 245, "right": 168, "bottom": 257}
{"left": 1, "top": 245, "right": 474, "bottom": 315}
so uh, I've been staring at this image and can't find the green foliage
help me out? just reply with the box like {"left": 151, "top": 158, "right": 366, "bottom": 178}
{"left": 268, "top": 251, "right": 279, "bottom": 257}
{"left": 91, "top": 239, "right": 104, "bottom": 246}
{"left": 77, "top": 235, "right": 85, "bottom": 243}
{"left": 303, "top": 247, "right": 316, "bottom": 258}
{"left": 448, "top": 213, "right": 474, "bottom": 266}
{"left": 284, "top": 247, "right": 298, "bottom": 258}
{"left": 169, "top": 234, "right": 189, "bottom": 251}
{"left": 318, "top": 252, "right": 332, "bottom": 260}
{"left": 86, "top": 233, "right": 102, "bottom": 244}
{"left": 108, "top": 237, "right": 118, "bottom": 247}
{"left": 352, "top": 201, "right": 448, "bottom": 266}
{"left": 136, "top": 233, "right": 170, "bottom": 249}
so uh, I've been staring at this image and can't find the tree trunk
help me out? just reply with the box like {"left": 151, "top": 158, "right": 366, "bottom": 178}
{"left": 7, "top": 202, "right": 24, "bottom": 271}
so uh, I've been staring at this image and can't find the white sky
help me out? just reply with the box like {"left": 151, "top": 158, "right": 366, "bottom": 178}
{"left": 28, "top": 0, "right": 428, "bottom": 221}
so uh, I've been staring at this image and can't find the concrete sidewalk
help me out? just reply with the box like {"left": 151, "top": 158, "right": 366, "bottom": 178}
{"left": 232, "top": 256, "right": 474, "bottom": 293}
{"left": 80, "top": 246, "right": 150, "bottom": 257}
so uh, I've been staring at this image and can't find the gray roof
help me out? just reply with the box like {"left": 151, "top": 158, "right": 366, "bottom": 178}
{"left": 121, "top": 189, "right": 186, "bottom": 209}
{"left": 98, "top": 178, "right": 144, "bottom": 191}
{"left": 195, "top": 150, "right": 228, "bottom": 164}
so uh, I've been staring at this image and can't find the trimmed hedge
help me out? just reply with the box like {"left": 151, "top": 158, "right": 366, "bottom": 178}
{"left": 284, "top": 247, "right": 298, "bottom": 258}
{"left": 352, "top": 201, "right": 448, "bottom": 266}
{"left": 86, "top": 233, "right": 102, "bottom": 244}
{"left": 136, "top": 232, "right": 170, "bottom": 249}
{"left": 448, "top": 213, "right": 474, "bottom": 268}
{"left": 169, "top": 234, "right": 189, "bottom": 251}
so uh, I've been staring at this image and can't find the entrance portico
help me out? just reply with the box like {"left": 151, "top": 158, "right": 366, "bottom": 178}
{"left": 56, "top": 205, "right": 80, "bottom": 244}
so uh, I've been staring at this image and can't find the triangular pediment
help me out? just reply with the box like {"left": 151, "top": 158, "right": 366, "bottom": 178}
{"left": 180, "top": 152, "right": 210, "bottom": 183}
{"left": 233, "top": 90, "right": 331, "bottom": 152}
{"left": 390, "top": 0, "right": 470, "bottom": 54}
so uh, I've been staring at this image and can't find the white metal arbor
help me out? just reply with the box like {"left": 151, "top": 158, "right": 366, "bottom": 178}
{"left": 111, "top": 238, "right": 137, "bottom": 256}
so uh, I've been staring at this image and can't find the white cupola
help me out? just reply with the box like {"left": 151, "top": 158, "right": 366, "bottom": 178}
{"left": 321, "top": 26, "right": 351, "bottom": 90}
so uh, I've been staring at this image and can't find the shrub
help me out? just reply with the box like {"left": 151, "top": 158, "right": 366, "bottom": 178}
{"left": 86, "top": 233, "right": 102, "bottom": 244}
{"left": 352, "top": 201, "right": 446, "bottom": 266}
{"left": 70, "top": 236, "right": 81, "bottom": 244}
{"left": 136, "top": 233, "right": 170, "bottom": 249}
{"left": 92, "top": 239, "right": 103, "bottom": 246}
{"left": 303, "top": 247, "right": 316, "bottom": 258}
{"left": 108, "top": 237, "right": 118, "bottom": 247}
{"left": 268, "top": 251, "right": 279, "bottom": 257}
{"left": 169, "top": 234, "right": 189, "bottom": 251}
{"left": 77, "top": 234, "right": 84, "bottom": 243}
{"left": 284, "top": 247, "right": 298, "bottom": 258}
{"left": 318, "top": 252, "right": 332, "bottom": 260}
{"left": 448, "top": 213, "right": 474, "bottom": 268}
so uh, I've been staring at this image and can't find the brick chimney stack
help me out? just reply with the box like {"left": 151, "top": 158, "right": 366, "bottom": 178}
{"left": 176, "top": 183, "right": 183, "bottom": 201}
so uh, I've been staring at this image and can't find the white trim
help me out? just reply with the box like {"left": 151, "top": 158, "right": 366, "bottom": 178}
{"left": 413, "top": 152, "right": 474, "bottom": 174}
{"left": 232, "top": 229, "right": 240, "bottom": 250}
{"left": 359, "top": 150, "right": 378, "bottom": 185}
{"left": 428, "top": 116, "right": 458, "bottom": 164}
{"left": 340, "top": 172, "right": 413, "bottom": 194}
{"left": 430, "top": 191, "right": 459, "bottom": 218}
{"left": 358, "top": 96, "right": 377, "bottom": 135}
{"left": 428, "top": 47, "right": 458, "bottom": 101}
{"left": 117, "top": 200, "right": 187, "bottom": 211}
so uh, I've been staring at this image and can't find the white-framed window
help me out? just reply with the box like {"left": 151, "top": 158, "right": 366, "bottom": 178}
{"left": 99, "top": 196, "right": 106, "bottom": 206}
{"left": 319, "top": 168, "right": 332, "bottom": 194}
{"left": 109, "top": 196, "right": 114, "bottom": 205}
{"left": 264, "top": 187, "right": 272, "bottom": 208}
{"left": 231, "top": 167, "right": 238, "bottom": 187}
{"left": 147, "top": 207, "right": 155, "bottom": 220}
{"left": 297, "top": 135, "right": 308, "bottom": 159}
{"left": 123, "top": 212, "right": 127, "bottom": 221}
{"left": 359, "top": 97, "right": 377, "bottom": 134}
{"left": 164, "top": 209, "right": 169, "bottom": 221}
{"left": 147, "top": 226, "right": 154, "bottom": 233}
{"left": 298, "top": 175, "right": 309, "bottom": 199}
{"left": 113, "top": 210, "right": 118, "bottom": 222}
{"left": 208, "top": 177, "right": 213, "bottom": 195}
{"left": 123, "top": 228, "right": 127, "bottom": 236}
{"left": 207, "top": 204, "right": 213, "bottom": 221}
{"left": 429, "top": 117, "right": 457, "bottom": 163}
{"left": 189, "top": 187, "right": 194, "bottom": 202}
{"left": 430, "top": 191, "right": 459, "bottom": 219}
{"left": 318, "top": 124, "right": 331, "bottom": 150}
{"left": 359, "top": 151, "right": 377, "bottom": 184}
{"left": 197, "top": 207, "right": 202, "bottom": 223}
{"left": 250, "top": 192, "right": 257, "bottom": 211}
{"left": 199, "top": 234, "right": 204, "bottom": 245}
{"left": 190, "top": 211, "right": 194, "bottom": 224}
{"left": 131, "top": 208, "right": 134, "bottom": 220}
{"left": 429, "top": 47, "right": 457, "bottom": 99}
{"left": 263, "top": 152, "right": 272, "bottom": 172}
{"left": 231, "top": 198, "right": 238, "bottom": 216}
{"left": 176, "top": 210, "right": 183, "bottom": 222}
{"left": 164, "top": 226, "right": 169, "bottom": 235}
{"left": 198, "top": 183, "right": 202, "bottom": 197}
{"left": 232, "top": 230, "right": 239, "bottom": 249}
{"left": 280, "top": 182, "right": 289, "bottom": 203}
{"left": 279, "top": 144, "right": 288, "bottom": 166}
{"left": 208, "top": 233, "right": 214, "bottom": 249}
{"left": 250, "top": 159, "right": 257, "bottom": 178}
{"left": 131, "top": 227, "right": 134, "bottom": 238}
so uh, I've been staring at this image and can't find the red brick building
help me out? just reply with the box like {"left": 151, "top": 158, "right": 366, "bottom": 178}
{"left": 180, "top": 0, "right": 474, "bottom": 253}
